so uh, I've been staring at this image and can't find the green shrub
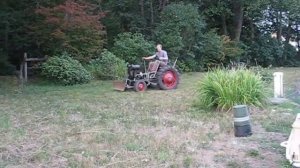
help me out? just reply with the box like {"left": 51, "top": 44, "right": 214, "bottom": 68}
{"left": 41, "top": 53, "right": 92, "bottom": 85}
{"left": 247, "top": 35, "right": 282, "bottom": 67}
{"left": 197, "top": 68, "right": 266, "bottom": 111}
{"left": 193, "top": 32, "right": 224, "bottom": 70}
{"left": 176, "top": 61, "right": 193, "bottom": 72}
{"left": 112, "top": 32, "right": 154, "bottom": 64}
{"left": 88, "top": 50, "right": 127, "bottom": 80}
{"left": 193, "top": 32, "right": 245, "bottom": 70}
{"left": 176, "top": 59, "right": 204, "bottom": 72}
{"left": 283, "top": 43, "right": 299, "bottom": 66}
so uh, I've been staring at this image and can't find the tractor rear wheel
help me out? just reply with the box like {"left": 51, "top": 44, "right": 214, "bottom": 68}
{"left": 134, "top": 80, "right": 147, "bottom": 92}
{"left": 157, "top": 66, "right": 180, "bottom": 90}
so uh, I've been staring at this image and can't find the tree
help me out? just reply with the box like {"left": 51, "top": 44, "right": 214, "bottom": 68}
{"left": 0, "top": 0, "right": 36, "bottom": 65}
{"left": 101, "top": 0, "right": 167, "bottom": 47}
{"left": 200, "top": 0, "right": 232, "bottom": 36}
{"left": 155, "top": 2, "right": 206, "bottom": 58}
{"left": 232, "top": 0, "right": 244, "bottom": 41}
{"left": 34, "top": 0, "right": 106, "bottom": 62}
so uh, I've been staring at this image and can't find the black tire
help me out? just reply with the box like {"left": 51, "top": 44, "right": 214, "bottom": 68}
{"left": 149, "top": 83, "right": 158, "bottom": 89}
{"left": 157, "top": 66, "right": 180, "bottom": 90}
{"left": 134, "top": 80, "right": 147, "bottom": 92}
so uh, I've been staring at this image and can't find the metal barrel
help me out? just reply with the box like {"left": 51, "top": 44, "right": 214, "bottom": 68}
{"left": 233, "top": 105, "right": 252, "bottom": 137}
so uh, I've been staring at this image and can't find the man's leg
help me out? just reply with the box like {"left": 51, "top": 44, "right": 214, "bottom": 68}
{"left": 159, "top": 60, "right": 167, "bottom": 67}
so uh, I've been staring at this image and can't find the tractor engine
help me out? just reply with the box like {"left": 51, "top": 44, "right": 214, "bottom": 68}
{"left": 127, "top": 64, "right": 143, "bottom": 80}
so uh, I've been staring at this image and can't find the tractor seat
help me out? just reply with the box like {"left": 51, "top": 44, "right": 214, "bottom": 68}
{"left": 128, "top": 64, "right": 141, "bottom": 70}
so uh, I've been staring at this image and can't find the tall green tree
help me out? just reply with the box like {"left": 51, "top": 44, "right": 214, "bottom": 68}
{"left": 155, "top": 2, "right": 206, "bottom": 58}
{"left": 0, "top": 0, "right": 32, "bottom": 63}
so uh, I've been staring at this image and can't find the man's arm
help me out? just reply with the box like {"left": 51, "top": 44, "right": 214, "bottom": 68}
{"left": 143, "top": 54, "right": 156, "bottom": 60}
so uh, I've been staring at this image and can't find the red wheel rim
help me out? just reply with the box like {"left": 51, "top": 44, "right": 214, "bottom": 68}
{"left": 162, "top": 71, "right": 177, "bottom": 89}
{"left": 138, "top": 83, "right": 145, "bottom": 91}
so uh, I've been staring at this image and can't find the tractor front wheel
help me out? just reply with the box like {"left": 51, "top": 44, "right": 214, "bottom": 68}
{"left": 134, "top": 80, "right": 147, "bottom": 92}
{"left": 157, "top": 66, "right": 180, "bottom": 90}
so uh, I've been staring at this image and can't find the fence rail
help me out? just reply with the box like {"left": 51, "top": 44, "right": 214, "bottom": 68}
{"left": 19, "top": 52, "right": 47, "bottom": 82}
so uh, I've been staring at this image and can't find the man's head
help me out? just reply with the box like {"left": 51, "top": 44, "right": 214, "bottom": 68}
{"left": 156, "top": 44, "right": 162, "bottom": 51}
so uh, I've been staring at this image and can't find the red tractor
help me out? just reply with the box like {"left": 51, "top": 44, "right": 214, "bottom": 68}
{"left": 113, "top": 59, "right": 180, "bottom": 92}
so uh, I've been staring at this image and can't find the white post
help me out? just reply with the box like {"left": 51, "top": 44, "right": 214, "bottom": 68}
{"left": 273, "top": 72, "right": 283, "bottom": 98}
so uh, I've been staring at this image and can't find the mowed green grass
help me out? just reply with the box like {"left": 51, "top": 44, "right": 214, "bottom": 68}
{"left": 0, "top": 68, "right": 299, "bottom": 168}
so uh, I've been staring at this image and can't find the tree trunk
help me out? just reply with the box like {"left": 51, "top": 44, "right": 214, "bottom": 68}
{"left": 250, "top": 19, "right": 255, "bottom": 43}
{"left": 283, "top": 17, "right": 292, "bottom": 63}
{"left": 34, "top": 0, "right": 40, "bottom": 8}
{"left": 4, "top": 21, "right": 9, "bottom": 52}
{"left": 232, "top": 1, "right": 244, "bottom": 41}
{"left": 139, "top": 0, "right": 144, "bottom": 17}
{"left": 221, "top": 13, "right": 228, "bottom": 35}
{"left": 150, "top": 0, "right": 154, "bottom": 26}
{"left": 158, "top": 0, "right": 169, "bottom": 11}
{"left": 276, "top": 10, "right": 283, "bottom": 42}
{"left": 297, "top": 24, "right": 300, "bottom": 57}
{"left": 285, "top": 17, "right": 292, "bottom": 44}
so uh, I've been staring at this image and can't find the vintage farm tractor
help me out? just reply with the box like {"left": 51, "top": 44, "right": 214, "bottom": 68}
{"left": 113, "top": 59, "right": 180, "bottom": 92}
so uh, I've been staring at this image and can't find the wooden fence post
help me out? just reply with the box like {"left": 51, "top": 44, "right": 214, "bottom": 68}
{"left": 24, "top": 52, "right": 28, "bottom": 82}
{"left": 19, "top": 62, "right": 23, "bottom": 81}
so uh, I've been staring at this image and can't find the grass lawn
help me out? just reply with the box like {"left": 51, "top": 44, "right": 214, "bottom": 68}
{"left": 0, "top": 68, "right": 299, "bottom": 168}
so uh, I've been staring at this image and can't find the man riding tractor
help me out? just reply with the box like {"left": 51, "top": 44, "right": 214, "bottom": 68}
{"left": 143, "top": 44, "right": 168, "bottom": 65}
{"left": 113, "top": 44, "right": 180, "bottom": 92}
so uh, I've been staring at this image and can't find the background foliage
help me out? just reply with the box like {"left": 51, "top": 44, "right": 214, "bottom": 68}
{"left": 112, "top": 32, "right": 154, "bottom": 64}
{"left": 0, "top": 0, "right": 299, "bottom": 76}
{"left": 0, "top": 49, "right": 15, "bottom": 76}
{"left": 41, "top": 53, "right": 92, "bottom": 85}
{"left": 88, "top": 50, "right": 127, "bottom": 80}
{"left": 34, "top": 0, "right": 106, "bottom": 63}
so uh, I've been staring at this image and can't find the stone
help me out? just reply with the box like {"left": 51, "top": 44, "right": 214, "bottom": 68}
{"left": 269, "top": 97, "right": 288, "bottom": 105}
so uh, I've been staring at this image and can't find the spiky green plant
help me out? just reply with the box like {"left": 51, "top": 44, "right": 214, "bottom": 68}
{"left": 198, "top": 68, "right": 266, "bottom": 111}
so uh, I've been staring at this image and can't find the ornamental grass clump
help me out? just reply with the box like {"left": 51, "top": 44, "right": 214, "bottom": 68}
{"left": 198, "top": 69, "right": 266, "bottom": 111}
